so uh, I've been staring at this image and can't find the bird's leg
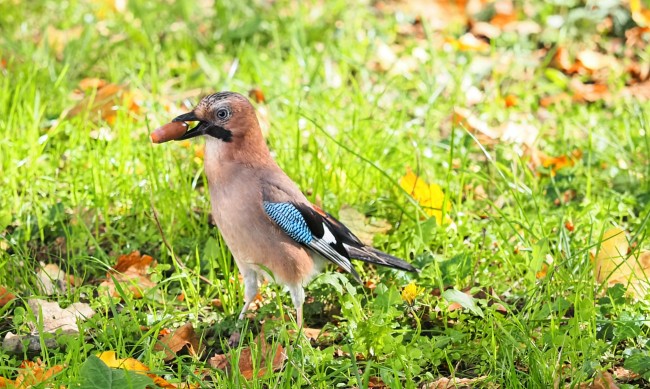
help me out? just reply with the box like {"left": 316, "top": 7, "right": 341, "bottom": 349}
{"left": 238, "top": 269, "right": 259, "bottom": 320}
{"left": 288, "top": 285, "right": 305, "bottom": 328}
{"left": 229, "top": 269, "right": 258, "bottom": 348}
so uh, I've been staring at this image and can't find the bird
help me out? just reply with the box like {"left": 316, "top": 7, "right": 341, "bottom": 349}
{"left": 164, "top": 91, "right": 418, "bottom": 329}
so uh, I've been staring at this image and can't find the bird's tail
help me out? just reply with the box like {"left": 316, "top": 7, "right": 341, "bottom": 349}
{"left": 346, "top": 246, "right": 418, "bottom": 273}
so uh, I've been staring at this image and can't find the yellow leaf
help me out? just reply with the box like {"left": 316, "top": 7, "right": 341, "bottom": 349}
{"left": 97, "top": 351, "right": 178, "bottom": 388}
{"left": 630, "top": 0, "right": 650, "bottom": 26}
{"left": 98, "top": 351, "right": 148, "bottom": 372}
{"left": 399, "top": 169, "right": 451, "bottom": 225}
{"left": 594, "top": 227, "right": 650, "bottom": 298}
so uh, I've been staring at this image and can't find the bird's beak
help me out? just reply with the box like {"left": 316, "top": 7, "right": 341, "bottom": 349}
{"left": 172, "top": 111, "right": 208, "bottom": 140}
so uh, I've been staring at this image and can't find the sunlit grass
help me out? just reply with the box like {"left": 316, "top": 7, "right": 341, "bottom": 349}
{"left": 1, "top": 0, "right": 650, "bottom": 387}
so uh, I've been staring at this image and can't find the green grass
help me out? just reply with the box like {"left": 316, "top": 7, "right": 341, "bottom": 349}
{"left": 1, "top": 0, "right": 650, "bottom": 387}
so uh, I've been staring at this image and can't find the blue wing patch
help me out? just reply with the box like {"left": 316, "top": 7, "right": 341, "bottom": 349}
{"left": 263, "top": 202, "right": 313, "bottom": 244}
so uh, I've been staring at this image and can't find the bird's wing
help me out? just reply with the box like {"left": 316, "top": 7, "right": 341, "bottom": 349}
{"left": 262, "top": 201, "right": 362, "bottom": 282}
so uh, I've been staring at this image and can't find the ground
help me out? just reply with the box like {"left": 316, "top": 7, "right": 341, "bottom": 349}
{"left": 1, "top": 0, "right": 650, "bottom": 388}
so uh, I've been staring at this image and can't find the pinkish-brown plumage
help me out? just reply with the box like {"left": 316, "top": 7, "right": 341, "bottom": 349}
{"left": 162, "top": 91, "right": 417, "bottom": 331}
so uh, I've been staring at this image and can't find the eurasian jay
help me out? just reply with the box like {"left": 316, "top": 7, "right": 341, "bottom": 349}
{"left": 163, "top": 91, "right": 417, "bottom": 328}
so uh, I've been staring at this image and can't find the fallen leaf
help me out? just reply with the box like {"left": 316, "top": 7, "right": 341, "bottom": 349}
{"left": 337, "top": 205, "right": 392, "bottom": 245}
{"left": 209, "top": 333, "right": 285, "bottom": 380}
{"left": 594, "top": 227, "right": 650, "bottom": 298}
{"left": 570, "top": 79, "right": 610, "bottom": 103}
{"left": 36, "top": 263, "right": 78, "bottom": 296}
{"left": 27, "top": 298, "right": 95, "bottom": 334}
{"left": 368, "top": 376, "right": 387, "bottom": 388}
{"left": 538, "top": 150, "right": 581, "bottom": 176}
{"left": 377, "top": 0, "right": 467, "bottom": 32}
{"left": 154, "top": 322, "right": 202, "bottom": 361}
{"left": 79, "top": 78, "right": 108, "bottom": 90}
{"left": 453, "top": 108, "right": 538, "bottom": 148}
{"left": 63, "top": 83, "right": 142, "bottom": 125}
{"left": 630, "top": 0, "right": 650, "bottom": 27}
{"left": 8, "top": 359, "right": 65, "bottom": 388}
{"left": 99, "top": 251, "right": 157, "bottom": 299}
{"left": 446, "top": 33, "right": 490, "bottom": 52}
{"left": 622, "top": 79, "right": 650, "bottom": 101}
{"left": 98, "top": 351, "right": 176, "bottom": 388}
{"left": 400, "top": 169, "right": 451, "bottom": 225}
{"left": 575, "top": 50, "right": 615, "bottom": 73}
{"left": 423, "top": 375, "right": 489, "bottom": 388}
{"left": 580, "top": 371, "right": 619, "bottom": 389}
{"left": 0, "top": 286, "right": 15, "bottom": 307}
{"left": 43, "top": 25, "right": 83, "bottom": 59}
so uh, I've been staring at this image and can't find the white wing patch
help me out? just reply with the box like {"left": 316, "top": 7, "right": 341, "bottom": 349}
{"left": 321, "top": 223, "right": 337, "bottom": 244}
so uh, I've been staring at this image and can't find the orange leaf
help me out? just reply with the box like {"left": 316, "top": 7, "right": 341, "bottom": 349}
{"left": 0, "top": 286, "right": 15, "bottom": 307}
{"left": 209, "top": 333, "right": 285, "bottom": 380}
{"left": 154, "top": 322, "right": 202, "bottom": 361}
{"left": 99, "top": 251, "right": 157, "bottom": 299}
{"left": 64, "top": 83, "right": 142, "bottom": 125}
{"left": 13, "top": 359, "right": 64, "bottom": 388}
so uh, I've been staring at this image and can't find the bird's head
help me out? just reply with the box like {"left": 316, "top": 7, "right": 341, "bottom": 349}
{"left": 172, "top": 91, "right": 260, "bottom": 143}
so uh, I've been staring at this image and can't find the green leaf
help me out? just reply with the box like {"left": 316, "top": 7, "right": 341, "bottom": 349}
{"left": 624, "top": 353, "right": 650, "bottom": 379}
{"left": 77, "top": 355, "right": 154, "bottom": 389}
{"left": 442, "top": 289, "right": 484, "bottom": 317}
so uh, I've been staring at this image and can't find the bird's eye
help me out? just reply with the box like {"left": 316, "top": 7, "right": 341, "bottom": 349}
{"left": 216, "top": 108, "right": 230, "bottom": 120}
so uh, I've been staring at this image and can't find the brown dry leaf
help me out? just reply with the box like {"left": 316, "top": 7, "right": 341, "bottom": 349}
{"left": 622, "top": 80, "right": 650, "bottom": 101}
{"left": 44, "top": 25, "right": 83, "bottom": 59}
{"left": 63, "top": 83, "right": 142, "bottom": 125}
{"left": 98, "top": 350, "right": 177, "bottom": 388}
{"left": 337, "top": 205, "right": 392, "bottom": 245}
{"left": 570, "top": 79, "right": 610, "bottom": 103}
{"left": 79, "top": 78, "right": 108, "bottom": 90}
{"left": 209, "top": 334, "right": 286, "bottom": 380}
{"left": 368, "top": 376, "right": 387, "bottom": 388}
{"left": 26, "top": 299, "right": 95, "bottom": 334}
{"left": 99, "top": 251, "right": 157, "bottom": 299}
{"left": 423, "top": 375, "right": 488, "bottom": 388}
{"left": 154, "top": 322, "right": 202, "bottom": 361}
{"left": 36, "top": 263, "right": 79, "bottom": 296}
{"left": 5, "top": 359, "right": 65, "bottom": 388}
{"left": 579, "top": 371, "right": 619, "bottom": 389}
{"left": 612, "top": 366, "right": 639, "bottom": 382}
{"left": 575, "top": 50, "right": 616, "bottom": 74}
{"left": 453, "top": 107, "right": 538, "bottom": 147}
{"left": 553, "top": 47, "right": 575, "bottom": 73}
{"left": 0, "top": 286, "right": 15, "bottom": 307}
{"left": 287, "top": 327, "right": 326, "bottom": 341}
{"left": 594, "top": 227, "right": 650, "bottom": 298}
{"left": 378, "top": 0, "right": 467, "bottom": 32}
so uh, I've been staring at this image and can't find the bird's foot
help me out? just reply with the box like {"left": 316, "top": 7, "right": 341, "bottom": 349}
{"left": 227, "top": 331, "right": 242, "bottom": 348}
